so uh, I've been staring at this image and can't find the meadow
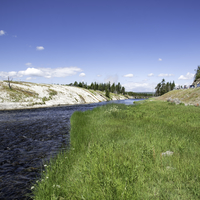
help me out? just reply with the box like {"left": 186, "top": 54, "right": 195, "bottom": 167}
{"left": 32, "top": 100, "right": 200, "bottom": 199}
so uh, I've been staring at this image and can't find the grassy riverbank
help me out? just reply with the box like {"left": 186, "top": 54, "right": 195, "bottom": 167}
{"left": 32, "top": 101, "right": 200, "bottom": 199}
{"left": 156, "top": 87, "right": 200, "bottom": 106}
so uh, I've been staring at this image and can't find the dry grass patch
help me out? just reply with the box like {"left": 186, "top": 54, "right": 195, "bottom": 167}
{"left": 157, "top": 88, "right": 200, "bottom": 105}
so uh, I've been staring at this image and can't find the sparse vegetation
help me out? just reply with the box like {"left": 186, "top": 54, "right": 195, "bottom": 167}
{"left": 156, "top": 87, "right": 200, "bottom": 105}
{"left": 48, "top": 89, "right": 57, "bottom": 96}
{"left": 42, "top": 97, "right": 48, "bottom": 103}
{"left": 78, "top": 94, "right": 86, "bottom": 103}
{"left": 1, "top": 81, "right": 39, "bottom": 102}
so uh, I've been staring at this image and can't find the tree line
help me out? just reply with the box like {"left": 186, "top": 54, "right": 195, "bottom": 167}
{"left": 126, "top": 92, "right": 154, "bottom": 97}
{"left": 155, "top": 79, "right": 175, "bottom": 96}
{"left": 69, "top": 81, "right": 125, "bottom": 98}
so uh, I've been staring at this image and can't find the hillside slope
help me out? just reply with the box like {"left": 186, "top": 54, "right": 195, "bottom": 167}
{"left": 156, "top": 87, "right": 200, "bottom": 106}
{"left": 0, "top": 81, "right": 127, "bottom": 110}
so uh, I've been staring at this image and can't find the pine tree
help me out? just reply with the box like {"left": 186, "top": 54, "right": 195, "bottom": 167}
{"left": 121, "top": 87, "right": 125, "bottom": 95}
{"left": 111, "top": 83, "right": 115, "bottom": 93}
{"left": 105, "top": 88, "right": 110, "bottom": 98}
{"left": 91, "top": 82, "right": 94, "bottom": 89}
{"left": 155, "top": 83, "right": 161, "bottom": 96}
{"left": 194, "top": 66, "right": 200, "bottom": 81}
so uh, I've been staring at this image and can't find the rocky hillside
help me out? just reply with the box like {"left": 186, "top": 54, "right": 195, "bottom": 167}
{"left": 156, "top": 87, "right": 200, "bottom": 106}
{"left": 0, "top": 81, "right": 128, "bottom": 110}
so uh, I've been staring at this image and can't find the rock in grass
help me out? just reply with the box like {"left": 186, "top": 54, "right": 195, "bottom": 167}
{"left": 161, "top": 150, "right": 174, "bottom": 157}
{"left": 166, "top": 166, "right": 176, "bottom": 170}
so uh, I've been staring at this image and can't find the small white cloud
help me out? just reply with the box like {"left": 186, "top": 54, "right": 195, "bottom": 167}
{"left": 79, "top": 73, "right": 85, "bottom": 77}
{"left": 36, "top": 46, "right": 44, "bottom": 50}
{"left": 18, "top": 68, "right": 43, "bottom": 77}
{"left": 123, "top": 74, "right": 134, "bottom": 78}
{"left": 13, "top": 35, "right": 17, "bottom": 38}
{"left": 26, "top": 77, "right": 32, "bottom": 80}
{"left": 97, "top": 75, "right": 102, "bottom": 77}
{"left": 148, "top": 73, "right": 154, "bottom": 77}
{"left": 178, "top": 72, "right": 194, "bottom": 80}
{"left": 0, "top": 30, "right": 6, "bottom": 36}
{"left": 158, "top": 58, "right": 162, "bottom": 61}
{"left": 25, "top": 63, "right": 32, "bottom": 66}
{"left": 158, "top": 73, "right": 174, "bottom": 77}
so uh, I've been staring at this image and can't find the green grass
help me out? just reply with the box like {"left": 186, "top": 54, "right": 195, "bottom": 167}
{"left": 32, "top": 101, "right": 200, "bottom": 199}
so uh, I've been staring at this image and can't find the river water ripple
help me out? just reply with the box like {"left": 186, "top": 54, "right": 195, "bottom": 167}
{"left": 0, "top": 99, "right": 142, "bottom": 199}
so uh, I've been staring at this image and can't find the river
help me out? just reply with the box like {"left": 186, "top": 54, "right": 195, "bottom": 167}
{"left": 0, "top": 99, "right": 144, "bottom": 199}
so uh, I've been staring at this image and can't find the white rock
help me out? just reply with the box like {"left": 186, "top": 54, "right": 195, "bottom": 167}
{"left": 0, "top": 82, "right": 127, "bottom": 110}
{"left": 161, "top": 151, "right": 174, "bottom": 156}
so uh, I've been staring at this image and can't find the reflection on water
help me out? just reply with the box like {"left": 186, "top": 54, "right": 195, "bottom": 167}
{"left": 0, "top": 99, "right": 144, "bottom": 199}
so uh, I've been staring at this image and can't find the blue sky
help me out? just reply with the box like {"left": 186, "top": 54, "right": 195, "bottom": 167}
{"left": 0, "top": 0, "right": 200, "bottom": 92}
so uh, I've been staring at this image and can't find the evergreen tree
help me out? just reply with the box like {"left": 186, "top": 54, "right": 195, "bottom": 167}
{"left": 155, "top": 79, "right": 175, "bottom": 96}
{"left": 71, "top": 81, "right": 125, "bottom": 95}
{"left": 160, "top": 79, "right": 166, "bottom": 95}
{"left": 172, "top": 81, "right": 175, "bottom": 90}
{"left": 116, "top": 82, "right": 121, "bottom": 94}
{"left": 194, "top": 66, "right": 200, "bottom": 81}
{"left": 111, "top": 83, "right": 115, "bottom": 93}
{"left": 94, "top": 82, "right": 97, "bottom": 91}
{"left": 91, "top": 82, "right": 94, "bottom": 89}
{"left": 121, "top": 87, "right": 125, "bottom": 95}
{"left": 84, "top": 82, "right": 87, "bottom": 89}
{"left": 166, "top": 82, "right": 169, "bottom": 93}
{"left": 74, "top": 81, "right": 78, "bottom": 86}
{"left": 105, "top": 88, "right": 110, "bottom": 98}
{"left": 78, "top": 82, "right": 82, "bottom": 87}
{"left": 108, "top": 81, "right": 111, "bottom": 91}
{"left": 99, "top": 83, "right": 103, "bottom": 91}
{"left": 155, "top": 83, "right": 161, "bottom": 96}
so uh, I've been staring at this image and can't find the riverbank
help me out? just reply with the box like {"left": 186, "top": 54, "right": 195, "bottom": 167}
{"left": 0, "top": 81, "right": 128, "bottom": 110}
{"left": 32, "top": 101, "right": 200, "bottom": 199}
{"left": 155, "top": 87, "right": 200, "bottom": 106}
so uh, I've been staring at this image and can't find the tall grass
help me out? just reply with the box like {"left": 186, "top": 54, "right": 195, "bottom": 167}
{"left": 32, "top": 101, "right": 200, "bottom": 199}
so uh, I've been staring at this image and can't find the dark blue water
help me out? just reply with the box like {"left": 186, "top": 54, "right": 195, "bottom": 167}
{"left": 0, "top": 99, "right": 144, "bottom": 199}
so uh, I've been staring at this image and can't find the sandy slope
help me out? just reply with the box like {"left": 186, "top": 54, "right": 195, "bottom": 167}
{"left": 155, "top": 87, "right": 200, "bottom": 106}
{"left": 0, "top": 81, "right": 127, "bottom": 110}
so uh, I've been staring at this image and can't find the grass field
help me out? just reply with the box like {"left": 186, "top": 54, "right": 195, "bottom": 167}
{"left": 32, "top": 100, "right": 200, "bottom": 199}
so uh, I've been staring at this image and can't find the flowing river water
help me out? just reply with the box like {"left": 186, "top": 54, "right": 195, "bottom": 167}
{"left": 0, "top": 99, "right": 144, "bottom": 199}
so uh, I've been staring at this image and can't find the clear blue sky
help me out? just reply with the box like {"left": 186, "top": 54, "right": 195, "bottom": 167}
{"left": 0, "top": 0, "right": 200, "bottom": 92}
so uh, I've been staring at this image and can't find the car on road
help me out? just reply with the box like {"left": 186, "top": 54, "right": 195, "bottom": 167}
{"left": 197, "top": 84, "right": 200, "bottom": 88}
